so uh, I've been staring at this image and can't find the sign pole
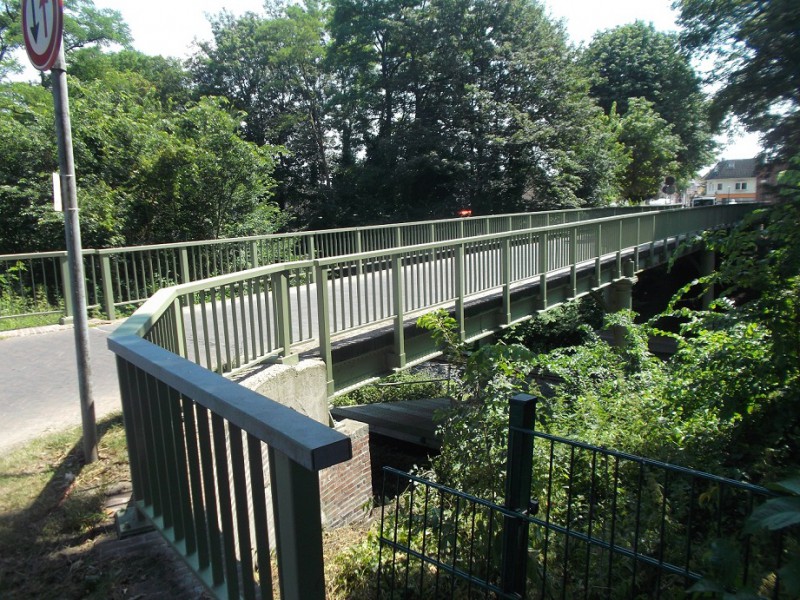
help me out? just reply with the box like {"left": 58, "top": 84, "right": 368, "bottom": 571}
{"left": 51, "top": 45, "right": 98, "bottom": 464}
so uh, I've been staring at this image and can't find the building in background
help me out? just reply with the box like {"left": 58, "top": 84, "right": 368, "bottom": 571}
{"left": 701, "top": 158, "right": 758, "bottom": 203}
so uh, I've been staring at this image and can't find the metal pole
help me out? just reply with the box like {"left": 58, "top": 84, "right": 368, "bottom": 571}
{"left": 51, "top": 47, "right": 97, "bottom": 463}
{"left": 501, "top": 393, "right": 536, "bottom": 596}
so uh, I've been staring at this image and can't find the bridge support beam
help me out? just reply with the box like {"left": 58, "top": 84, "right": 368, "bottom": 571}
{"left": 605, "top": 259, "right": 637, "bottom": 348}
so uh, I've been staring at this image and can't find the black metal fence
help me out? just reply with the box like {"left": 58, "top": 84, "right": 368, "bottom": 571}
{"left": 377, "top": 395, "right": 797, "bottom": 598}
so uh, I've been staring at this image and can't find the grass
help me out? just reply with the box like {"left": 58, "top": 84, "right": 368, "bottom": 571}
{"left": 0, "top": 415, "right": 207, "bottom": 599}
{"left": 0, "top": 413, "right": 376, "bottom": 599}
{"left": 0, "top": 313, "right": 62, "bottom": 332}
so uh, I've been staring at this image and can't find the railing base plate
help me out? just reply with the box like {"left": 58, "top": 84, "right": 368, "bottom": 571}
{"left": 115, "top": 506, "right": 155, "bottom": 539}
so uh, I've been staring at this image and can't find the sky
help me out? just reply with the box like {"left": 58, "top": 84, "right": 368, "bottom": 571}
{"left": 40, "top": 0, "right": 766, "bottom": 162}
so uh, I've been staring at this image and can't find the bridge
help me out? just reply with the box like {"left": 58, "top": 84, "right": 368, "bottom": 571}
{"left": 2, "top": 205, "right": 758, "bottom": 598}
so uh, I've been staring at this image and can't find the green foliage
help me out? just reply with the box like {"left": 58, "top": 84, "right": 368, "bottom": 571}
{"left": 501, "top": 296, "right": 603, "bottom": 354}
{"left": 581, "top": 21, "right": 715, "bottom": 178}
{"left": 0, "top": 63, "right": 286, "bottom": 251}
{"left": 331, "top": 368, "right": 448, "bottom": 407}
{"left": 677, "top": 0, "right": 800, "bottom": 159}
{"left": 690, "top": 476, "right": 800, "bottom": 599}
{"left": 0, "top": 0, "right": 131, "bottom": 81}
{"left": 0, "top": 261, "right": 62, "bottom": 328}
{"left": 616, "top": 97, "right": 682, "bottom": 201}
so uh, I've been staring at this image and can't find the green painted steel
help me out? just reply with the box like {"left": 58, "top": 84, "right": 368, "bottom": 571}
{"left": 2, "top": 206, "right": 657, "bottom": 323}
{"left": 104, "top": 204, "right": 757, "bottom": 598}
{"left": 106, "top": 205, "right": 755, "bottom": 395}
{"left": 109, "top": 323, "right": 352, "bottom": 598}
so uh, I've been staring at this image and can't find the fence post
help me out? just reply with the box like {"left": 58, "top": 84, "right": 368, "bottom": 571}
{"left": 100, "top": 253, "right": 115, "bottom": 321}
{"left": 250, "top": 240, "right": 260, "bottom": 268}
{"left": 179, "top": 247, "right": 191, "bottom": 284}
{"left": 271, "top": 270, "right": 298, "bottom": 364}
{"left": 315, "top": 265, "right": 335, "bottom": 396}
{"left": 269, "top": 448, "right": 327, "bottom": 600}
{"left": 501, "top": 393, "right": 536, "bottom": 596}
{"left": 454, "top": 244, "right": 466, "bottom": 342}
{"left": 59, "top": 254, "right": 74, "bottom": 324}
{"left": 539, "top": 232, "right": 549, "bottom": 310}
{"left": 502, "top": 237, "right": 512, "bottom": 325}
{"left": 391, "top": 255, "right": 406, "bottom": 369}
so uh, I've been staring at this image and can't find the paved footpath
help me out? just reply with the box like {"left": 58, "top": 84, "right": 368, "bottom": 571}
{"left": 0, "top": 321, "right": 123, "bottom": 453}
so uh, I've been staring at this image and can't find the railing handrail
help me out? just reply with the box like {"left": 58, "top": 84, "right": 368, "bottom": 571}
{"left": 1, "top": 205, "right": 661, "bottom": 260}
{"left": 108, "top": 332, "right": 350, "bottom": 471}
{"left": 311, "top": 206, "right": 690, "bottom": 266}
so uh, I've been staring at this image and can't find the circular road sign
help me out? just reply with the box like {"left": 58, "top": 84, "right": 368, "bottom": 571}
{"left": 21, "top": 0, "right": 64, "bottom": 71}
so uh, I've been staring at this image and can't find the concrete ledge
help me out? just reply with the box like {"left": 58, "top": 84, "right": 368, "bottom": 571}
{"left": 237, "top": 358, "right": 330, "bottom": 426}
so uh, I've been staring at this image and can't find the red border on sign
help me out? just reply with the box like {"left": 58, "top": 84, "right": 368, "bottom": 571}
{"left": 21, "top": 0, "right": 64, "bottom": 71}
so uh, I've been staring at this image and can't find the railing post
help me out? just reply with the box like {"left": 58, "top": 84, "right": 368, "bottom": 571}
{"left": 179, "top": 247, "right": 191, "bottom": 284}
{"left": 391, "top": 255, "right": 406, "bottom": 369}
{"left": 501, "top": 393, "right": 536, "bottom": 597}
{"left": 307, "top": 236, "right": 317, "bottom": 283}
{"left": 315, "top": 265, "right": 335, "bottom": 396}
{"left": 595, "top": 223, "right": 603, "bottom": 288}
{"left": 271, "top": 271, "right": 298, "bottom": 364}
{"left": 250, "top": 240, "right": 260, "bottom": 268}
{"left": 454, "top": 244, "right": 466, "bottom": 342}
{"left": 539, "top": 232, "right": 548, "bottom": 310}
{"left": 502, "top": 238, "right": 512, "bottom": 325}
{"left": 269, "top": 448, "right": 327, "bottom": 600}
{"left": 59, "top": 254, "right": 74, "bottom": 324}
{"left": 356, "top": 229, "right": 364, "bottom": 276}
{"left": 100, "top": 253, "right": 116, "bottom": 321}
{"left": 570, "top": 227, "right": 578, "bottom": 298}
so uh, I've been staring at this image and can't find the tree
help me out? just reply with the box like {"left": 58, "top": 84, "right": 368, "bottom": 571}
{"left": 68, "top": 47, "right": 193, "bottom": 107}
{"left": 128, "top": 97, "right": 284, "bottom": 242}
{"left": 581, "top": 21, "right": 714, "bottom": 179}
{"left": 616, "top": 97, "right": 681, "bottom": 201}
{"left": 0, "top": 1, "right": 22, "bottom": 79}
{"left": 190, "top": 2, "right": 332, "bottom": 220}
{"left": 0, "top": 60, "right": 285, "bottom": 251}
{"left": 328, "top": 0, "right": 624, "bottom": 220}
{"left": 676, "top": 0, "right": 800, "bottom": 160}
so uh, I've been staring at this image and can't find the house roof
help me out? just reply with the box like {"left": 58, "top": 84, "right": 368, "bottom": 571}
{"left": 702, "top": 158, "right": 759, "bottom": 180}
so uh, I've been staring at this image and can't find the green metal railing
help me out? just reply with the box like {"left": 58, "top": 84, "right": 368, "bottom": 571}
{"left": 377, "top": 395, "right": 794, "bottom": 598}
{"left": 1, "top": 206, "right": 658, "bottom": 324}
{"left": 106, "top": 205, "right": 756, "bottom": 598}
{"left": 109, "top": 291, "right": 352, "bottom": 599}
{"left": 119, "top": 204, "right": 754, "bottom": 396}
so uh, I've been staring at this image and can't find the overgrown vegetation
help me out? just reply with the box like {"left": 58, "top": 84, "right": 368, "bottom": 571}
{"left": 0, "top": 261, "right": 62, "bottom": 331}
{"left": 333, "top": 158, "right": 800, "bottom": 597}
{"left": 332, "top": 367, "right": 450, "bottom": 407}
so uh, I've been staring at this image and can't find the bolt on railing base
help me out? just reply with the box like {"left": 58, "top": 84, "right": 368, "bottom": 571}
{"left": 115, "top": 506, "right": 155, "bottom": 540}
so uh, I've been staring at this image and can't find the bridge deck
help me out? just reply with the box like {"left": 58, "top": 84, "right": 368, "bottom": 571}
{"left": 331, "top": 397, "right": 451, "bottom": 449}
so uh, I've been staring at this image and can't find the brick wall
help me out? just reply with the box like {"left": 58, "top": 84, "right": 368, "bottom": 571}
{"left": 319, "top": 419, "right": 373, "bottom": 528}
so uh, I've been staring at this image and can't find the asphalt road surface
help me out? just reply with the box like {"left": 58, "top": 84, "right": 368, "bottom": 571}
{"left": 0, "top": 321, "right": 122, "bottom": 453}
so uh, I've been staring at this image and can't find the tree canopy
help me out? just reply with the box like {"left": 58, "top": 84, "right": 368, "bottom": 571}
{"left": 1, "top": 0, "right": 728, "bottom": 253}
{"left": 676, "top": 0, "right": 800, "bottom": 160}
{"left": 581, "top": 21, "right": 714, "bottom": 184}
